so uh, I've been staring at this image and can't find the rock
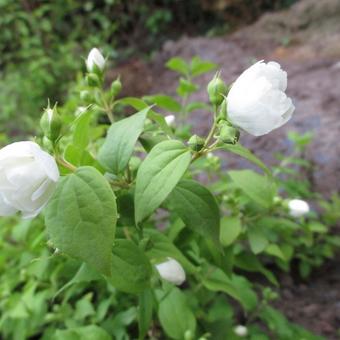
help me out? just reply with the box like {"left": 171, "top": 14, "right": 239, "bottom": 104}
{"left": 303, "top": 304, "right": 319, "bottom": 317}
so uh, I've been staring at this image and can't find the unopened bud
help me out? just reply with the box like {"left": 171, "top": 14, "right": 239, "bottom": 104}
{"left": 155, "top": 258, "right": 186, "bottom": 285}
{"left": 86, "top": 48, "right": 105, "bottom": 73}
{"left": 218, "top": 122, "right": 239, "bottom": 144}
{"left": 287, "top": 199, "right": 310, "bottom": 218}
{"left": 80, "top": 90, "right": 93, "bottom": 103}
{"left": 86, "top": 73, "right": 101, "bottom": 87}
{"left": 40, "top": 103, "right": 62, "bottom": 142}
{"left": 188, "top": 134, "right": 205, "bottom": 152}
{"left": 110, "top": 77, "right": 122, "bottom": 98}
{"left": 234, "top": 325, "right": 248, "bottom": 337}
{"left": 165, "top": 115, "right": 175, "bottom": 126}
{"left": 207, "top": 72, "right": 227, "bottom": 106}
{"left": 184, "top": 330, "right": 194, "bottom": 340}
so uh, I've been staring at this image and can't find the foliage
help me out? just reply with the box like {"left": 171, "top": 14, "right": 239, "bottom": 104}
{"left": 0, "top": 53, "right": 339, "bottom": 340}
{"left": 0, "top": 0, "right": 216, "bottom": 137}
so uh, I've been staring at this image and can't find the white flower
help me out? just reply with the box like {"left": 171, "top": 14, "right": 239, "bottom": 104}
{"left": 227, "top": 61, "right": 295, "bottom": 136}
{"left": 155, "top": 257, "right": 186, "bottom": 285}
{"left": 288, "top": 199, "right": 310, "bottom": 218}
{"left": 234, "top": 325, "right": 248, "bottom": 337}
{"left": 86, "top": 48, "right": 105, "bottom": 72}
{"left": 165, "top": 115, "right": 175, "bottom": 126}
{"left": 0, "top": 142, "right": 59, "bottom": 219}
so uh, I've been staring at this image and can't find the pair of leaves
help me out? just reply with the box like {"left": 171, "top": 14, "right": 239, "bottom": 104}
{"left": 135, "top": 141, "right": 220, "bottom": 245}
{"left": 45, "top": 167, "right": 153, "bottom": 293}
{"left": 166, "top": 56, "right": 216, "bottom": 78}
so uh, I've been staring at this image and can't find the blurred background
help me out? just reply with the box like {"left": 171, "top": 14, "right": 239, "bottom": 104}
{"left": 1, "top": 0, "right": 340, "bottom": 338}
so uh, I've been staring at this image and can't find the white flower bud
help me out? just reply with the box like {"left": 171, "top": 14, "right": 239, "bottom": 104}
{"left": 165, "top": 115, "right": 175, "bottom": 126}
{"left": 0, "top": 142, "right": 59, "bottom": 219}
{"left": 288, "top": 199, "right": 310, "bottom": 218}
{"left": 155, "top": 257, "right": 186, "bottom": 285}
{"left": 86, "top": 48, "right": 105, "bottom": 72}
{"left": 227, "top": 61, "right": 295, "bottom": 136}
{"left": 234, "top": 325, "right": 248, "bottom": 337}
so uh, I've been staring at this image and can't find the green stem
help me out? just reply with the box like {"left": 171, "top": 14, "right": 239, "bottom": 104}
{"left": 56, "top": 157, "right": 76, "bottom": 172}
{"left": 191, "top": 113, "right": 219, "bottom": 163}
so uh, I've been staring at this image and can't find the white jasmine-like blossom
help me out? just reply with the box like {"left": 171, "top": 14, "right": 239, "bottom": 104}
{"left": 227, "top": 61, "right": 295, "bottom": 136}
{"left": 288, "top": 199, "right": 310, "bottom": 218}
{"left": 0, "top": 141, "right": 59, "bottom": 219}
{"left": 165, "top": 115, "right": 175, "bottom": 126}
{"left": 234, "top": 325, "right": 248, "bottom": 337}
{"left": 155, "top": 257, "right": 186, "bottom": 285}
{"left": 86, "top": 48, "right": 105, "bottom": 72}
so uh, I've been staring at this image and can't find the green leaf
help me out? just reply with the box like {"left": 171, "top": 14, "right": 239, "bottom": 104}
{"left": 72, "top": 109, "right": 92, "bottom": 149}
{"left": 235, "top": 253, "right": 278, "bottom": 286}
{"left": 228, "top": 170, "right": 276, "bottom": 208}
{"left": 144, "top": 229, "right": 197, "bottom": 274}
{"left": 98, "top": 107, "right": 149, "bottom": 174}
{"left": 108, "top": 239, "right": 152, "bottom": 294}
{"left": 135, "top": 140, "right": 191, "bottom": 224}
{"left": 45, "top": 166, "right": 117, "bottom": 276}
{"left": 202, "top": 265, "right": 257, "bottom": 311}
{"left": 248, "top": 225, "right": 269, "bottom": 254}
{"left": 265, "top": 244, "right": 286, "bottom": 261}
{"left": 54, "top": 263, "right": 102, "bottom": 298}
{"left": 166, "top": 57, "right": 189, "bottom": 75}
{"left": 307, "top": 221, "right": 327, "bottom": 233}
{"left": 168, "top": 179, "right": 220, "bottom": 244}
{"left": 143, "top": 94, "right": 181, "bottom": 112}
{"left": 158, "top": 287, "right": 196, "bottom": 340}
{"left": 116, "top": 97, "right": 173, "bottom": 136}
{"left": 220, "top": 216, "right": 242, "bottom": 246}
{"left": 190, "top": 56, "right": 217, "bottom": 77}
{"left": 64, "top": 144, "right": 104, "bottom": 172}
{"left": 184, "top": 101, "right": 210, "bottom": 113}
{"left": 176, "top": 78, "right": 198, "bottom": 97}
{"left": 53, "top": 325, "right": 111, "bottom": 340}
{"left": 138, "top": 289, "right": 153, "bottom": 340}
{"left": 139, "top": 133, "right": 168, "bottom": 153}
{"left": 219, "top": 144, "right": 271, "bottom": 176}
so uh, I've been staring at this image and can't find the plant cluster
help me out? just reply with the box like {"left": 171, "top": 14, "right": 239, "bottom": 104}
{"left": 0, "top": 49, "right": 339, "bottom": 339}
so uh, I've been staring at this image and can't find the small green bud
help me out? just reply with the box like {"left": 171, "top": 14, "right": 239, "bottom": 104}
{"left": 188, "top": 134, "right": 205, "bottom": 152}
{"left": 218, "top": 122, "right": 240, "bottom": 144}
{"left": 110, "top": 77, "right": 122, "bottom": 98}
{"left": 273, "top": 196, "right": 283, "bottom": 206}
{"left": 86, "top": 73, "right": 101, "bottom": 87}
{"left": 40, "top": 104, "right": 62, "bottom": 142}
{"left": 184, "top": 330, "right": 194, "bottom": 340}
{"left": 207, "top": 72, "right": 227, "bottom": 106}
{"left": 80, "top": 90, "right": 92, "bottom": 103}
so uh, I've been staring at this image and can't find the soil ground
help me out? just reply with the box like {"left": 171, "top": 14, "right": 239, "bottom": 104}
{"left": 112, "top": 0, "right": 340, "bottom": 337}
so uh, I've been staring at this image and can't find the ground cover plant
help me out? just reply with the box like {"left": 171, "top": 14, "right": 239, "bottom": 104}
{"left": 0, "top": 49, "right": 339, "bottom": 339}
